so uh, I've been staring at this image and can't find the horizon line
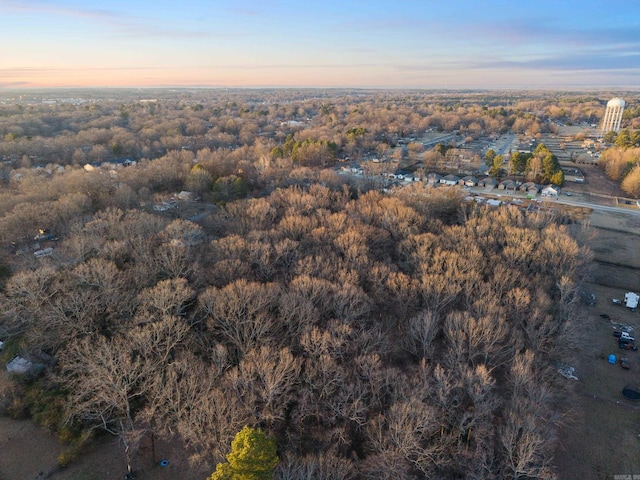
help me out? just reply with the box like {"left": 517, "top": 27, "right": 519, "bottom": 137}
{"left": 2, "top": 84, "right": 640, "bottom": 91}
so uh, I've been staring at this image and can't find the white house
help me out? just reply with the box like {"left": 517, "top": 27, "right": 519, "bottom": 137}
{"left": 541, "top": 185, "right": 560, "bottom": 197}
{"left": 440, "top": 174, "right": 460, "bottom": 186}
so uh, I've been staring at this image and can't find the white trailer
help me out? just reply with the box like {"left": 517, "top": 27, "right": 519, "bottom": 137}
{"left": 625, "top": 292, "right": 639, "bottom": 310}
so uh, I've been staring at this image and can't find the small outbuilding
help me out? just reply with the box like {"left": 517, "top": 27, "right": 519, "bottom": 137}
{"left": 177, "top": 191, "right": 195, "bottom": 201}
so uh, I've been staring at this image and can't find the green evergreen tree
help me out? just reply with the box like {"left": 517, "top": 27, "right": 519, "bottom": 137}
{"left": 510, "top": 151, "right": 530, "bottom": 174}
{"left": 603, "top": 130, "right": 617, "bottom": 144}
{"left": 489, "top": 154, "right": 503, "bottom": 177}
{"left": 484, "top": 148, "right": 496, "bottom": 166}
{"left": 270, "top": 146, "right": 283, "bottom": 159}
{"left": 549, "top": 170, "right": 565, "bottom": 186}
{"left": 616, "top": 129, "right": 633, "bottom": 149}
{"left": 208, "top": 426, "right": 278, "bottom": 480}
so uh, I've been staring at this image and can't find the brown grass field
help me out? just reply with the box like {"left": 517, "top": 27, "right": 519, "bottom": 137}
{"left": 554, "top": 211, "right": 640, "bottom": 479}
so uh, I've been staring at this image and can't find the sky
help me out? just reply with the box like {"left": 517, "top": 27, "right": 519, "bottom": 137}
{"left": 1, "top": 0, "right": 640, "bottom": 89}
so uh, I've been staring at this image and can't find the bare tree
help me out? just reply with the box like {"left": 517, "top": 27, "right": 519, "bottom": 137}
{"left": 136, "top": 278, "right": 195, "bottom": 317}
{"left": 228, "top": 346, "right": 301, "bottom": 423}
{"left": 276, "top": 452, "right": 357, "bottom": 480}
{"left": 402, "top": 309, "right": 440, "bottom": 360}
{"left": 444, "top": 311, "right": 510, "bottom": 368}
{"left": 58, "top": 335, "right": 153, "bottom": 475}
{"left": 199, "top": 279, "right": 282, "bottom": 357}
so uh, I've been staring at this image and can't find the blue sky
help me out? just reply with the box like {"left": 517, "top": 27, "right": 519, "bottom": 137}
{"left": 1, "top": 0, "right": 639, "bottom": 88}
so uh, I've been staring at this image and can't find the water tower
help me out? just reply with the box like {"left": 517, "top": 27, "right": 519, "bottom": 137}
{"left": 601, "top": 98, "right": 625, "bottom": 134}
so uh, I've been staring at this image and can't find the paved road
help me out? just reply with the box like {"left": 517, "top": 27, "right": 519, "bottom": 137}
{"left": 539, "top": 196, "right": 639, "bottom": 215}
{"left": 467, "top": 186, "right": 640, "bottom": 216}
{"left": 335, "top": 166, "right": 640, "bottom": 217}
{"left": 497, "top": 133, "right": 515, "bottom": 156}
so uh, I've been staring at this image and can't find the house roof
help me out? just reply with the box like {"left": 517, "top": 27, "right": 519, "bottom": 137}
{"left": 499, "top": 179, "right": 518, "bottom": 187}
{"left": 460, "top": 175, "right": 479, "bottom": 183}
{"left": 479, "top": 176, "right": 497, "bottom": 185}
{"left": 442, "top": 174, "right": 460, "bottom": 181}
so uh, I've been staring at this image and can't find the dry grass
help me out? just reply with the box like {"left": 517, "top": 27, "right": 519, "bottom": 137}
{"left": 554, "top": 213, "right": 640, "bottom": 479}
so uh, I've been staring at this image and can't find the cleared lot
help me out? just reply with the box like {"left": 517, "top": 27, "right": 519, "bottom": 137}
{"left": 555, "top": 212, "right": 640, "bottom": 478}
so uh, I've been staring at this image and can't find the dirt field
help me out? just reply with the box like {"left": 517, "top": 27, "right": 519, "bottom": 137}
{"left": 0, "top": 368, "right": 208, "bottom": 480}
{"left": 554, "top": 211, "right": 640, "bottom": 479}
{"left": 564, "top": 163, "right": 628, "bottom": 198}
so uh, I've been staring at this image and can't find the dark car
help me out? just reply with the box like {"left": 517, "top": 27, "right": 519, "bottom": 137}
{"left": 620, "top": 357, "right": 631, "bottom": 369}
{"left": 620, "top": 341, "right": 638, "bottom": 351}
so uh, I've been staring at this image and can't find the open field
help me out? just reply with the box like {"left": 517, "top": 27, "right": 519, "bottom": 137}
{"left": 0, "top": 411, "right": 208, "bottom": 480}
{"left": 554, "top": 212, "right": 640, "bottom": 479}
{"left": 0, "top": 370, "right": 206, "bottom": 480}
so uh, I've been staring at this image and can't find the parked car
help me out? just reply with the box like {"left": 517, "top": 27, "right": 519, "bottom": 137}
{"left": 619, "top": 341, "right": 638, "bottom": 351}
{"left": 615, "top": 331, "right": 636, "bottom": 342}
{"left": 620, "top": 357, "right": 631, "bottom": 369}
{"left": 621, "top": 332, "right": 635, "bottom": 342}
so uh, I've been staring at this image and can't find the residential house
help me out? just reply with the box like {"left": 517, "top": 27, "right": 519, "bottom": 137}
{"left": 541, "top": 185, "right": 560, "bottom": 197}
{"left": 519, "top": 182, "right": 540, "bottom": 196}
{"left": 498, "top": 179, "right": 519, "bottom": 191}
{"left": 459, "top": 176, "right": 479, "bottom": 187}
{"left": 440, "top": 174, "right": 460, "bottom": 186}
{"left": 427, "top": 173, "right": 442, "bottom": 185}
{"left": 478, "top": 177, "right": 497, "bottom": 188}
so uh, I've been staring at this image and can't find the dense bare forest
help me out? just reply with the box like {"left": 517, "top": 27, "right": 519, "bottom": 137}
{"left": 0, "top": 88, "right": 626, "bottom": 478}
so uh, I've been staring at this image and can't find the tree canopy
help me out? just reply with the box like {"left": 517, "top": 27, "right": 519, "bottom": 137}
{"left": 209, "top": 426, "right": 278, "bottom": 480}
{"left": 0, "top": 88, "right": 611, "bottom": 479}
